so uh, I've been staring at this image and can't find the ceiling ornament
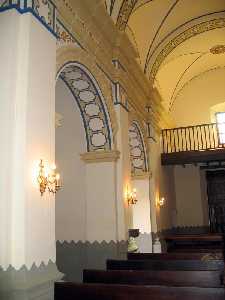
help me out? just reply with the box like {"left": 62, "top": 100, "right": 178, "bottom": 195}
{"left": 116, "top": 0, "right": 138, "bottom": 31}
{"left": 210, "top": 45, "right": 225, "bottom": 54}
{"left": 150, "top": 18, "right": 225, "bottom": 79}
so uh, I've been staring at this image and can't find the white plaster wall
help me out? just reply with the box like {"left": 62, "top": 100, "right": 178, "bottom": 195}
{"left": 171, "top": 68, "right": 225, "bottom": 126}
{"left": 132, "top": 179, "right": 151, "bottom": 233}
{"left": 86, "top": 162, "right": 117, "bottom": 242}
{"left": 55, "top": 78, "right": 86, "bottom": 242}
{"left": 132, "top": 179, "right": 152, "bottom": 252}
{"left": 174, "top": 165, "right": 205, "bottom": 227}
{"left": 149, "top": 139, "right": 176, "bottom": 232}
{"left": 0, "top": 11, "right": 56, "bottom": 269}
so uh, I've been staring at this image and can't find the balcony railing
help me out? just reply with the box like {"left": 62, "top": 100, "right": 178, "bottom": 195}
{"left": 162, "top": 122, "right": 225, "bottom": 154}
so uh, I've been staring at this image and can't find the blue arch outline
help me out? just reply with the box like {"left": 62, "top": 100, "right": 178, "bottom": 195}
{"left": 59, "top": 76, "right": 90, "bottom": 151}
{"left": 130, "top": 121, "right": 148, "bottom": 172}
{"left": 57, "top": 61, "right": 113, "bottom": 151}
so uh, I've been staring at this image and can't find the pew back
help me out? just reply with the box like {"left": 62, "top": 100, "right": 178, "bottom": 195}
{"left": 55, "top": 282, "right": 225, "bottom": 300}
{"left": 83, "top": 269, "right": 223, "bottom": 287}
{"left": 127, "top": 252, "right": 223, "bottom": 260}
{"left": 107, "top": 259, "right": 224, "bottom": 271}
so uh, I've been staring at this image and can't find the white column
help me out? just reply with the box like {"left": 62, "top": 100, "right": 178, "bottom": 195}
{"left": 132, "top": 174, "right": 152, "bottom": 252}
{"left": 0, "top": 9, "right": 61, "bottom": 298}
{"left": 115, "top": 105, "right": 133, "bottom": 241}
{"left": 81, "top": 151, "right": 120, "bottom": 242}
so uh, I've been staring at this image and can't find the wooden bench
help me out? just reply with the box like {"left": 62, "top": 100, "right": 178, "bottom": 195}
{"left": 55, "top": 282, "right": 225, "bottom": 300}
{"left": 164, "top": 234, "right": 224, "bottom": 253}
{"left": 83, "top": 269, "right": 223, "bottom": 287}
{"left": 127, "top": 252, "right": 224, "bottom": 261}
{"left": 107, "top": 259, "right": 224, "bottom": 271}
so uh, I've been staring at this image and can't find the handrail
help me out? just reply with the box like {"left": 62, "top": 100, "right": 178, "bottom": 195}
{"left": 161, "top": 122, "right": 225, "bottom": 154}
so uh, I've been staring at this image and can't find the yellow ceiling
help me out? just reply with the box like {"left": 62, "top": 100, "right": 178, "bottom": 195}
{"left": 106, "top": 0, "right": 225, "bottom": 111}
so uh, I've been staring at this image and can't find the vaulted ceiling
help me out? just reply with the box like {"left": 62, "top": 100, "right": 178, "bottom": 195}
{"left": 105, "top": 0, "right": 225, "bottom": 112}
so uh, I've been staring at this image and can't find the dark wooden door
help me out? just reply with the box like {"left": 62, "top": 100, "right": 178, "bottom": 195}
{"left": 206, "top": 170, "right": 225, "bottom": 233}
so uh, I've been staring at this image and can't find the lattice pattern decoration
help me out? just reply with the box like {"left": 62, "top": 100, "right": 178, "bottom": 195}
{"left": 129, "top": 122, "right": 148, "bottom": 174}
{"left": 59, "top": 64, "right": 112, "bottom": 152}
{"left": 0, "top": 0, "right": 80, "bottom": 48}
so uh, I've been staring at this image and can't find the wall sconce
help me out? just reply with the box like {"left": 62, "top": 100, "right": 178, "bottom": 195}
{"left": 158, "top": 197, "right": 165, "bottom": 207}
{"left": 126, "top": 186, "right": 138, "bottom": 205}
{"left": 37, "top": 159, "right": 61, "bottom": 196}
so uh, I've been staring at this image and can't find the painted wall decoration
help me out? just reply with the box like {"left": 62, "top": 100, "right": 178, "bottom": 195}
{"left": 0, "top": 0, "right": 81, "bottom": 48}
{"left": 129, "top": 121, "right": 148, "bottom": 174}
{"left": 0, "top": 0, "right": 57, "bottom": 35}
{"left": 58, "top": 63, "right": 112, "bottom": 152}
{"left": 56, "top": 18, "right": 81, "bottom": 48}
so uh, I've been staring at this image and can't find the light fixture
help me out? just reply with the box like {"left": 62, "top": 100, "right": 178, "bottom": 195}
{"left": 126, "top": 186, "right": 138, "bottom": 205}
{"left": 158, "top": 197, "right": 165, "bottom": 207}
{"left": 37, "top": 159, "right": 62, "bottom": 196}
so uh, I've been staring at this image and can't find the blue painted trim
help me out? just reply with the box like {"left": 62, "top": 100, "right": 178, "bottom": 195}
{"left": 0, "top": 3, "right": 57, "bottom": 38}
{"left": 59, "top": 76, "right": 90, "bottom": 152}
{"left": 80, "top": 66, "right": 112, "bottom": 150}
{"left": 58, "top": 61, "right": 112, "bottom": 150}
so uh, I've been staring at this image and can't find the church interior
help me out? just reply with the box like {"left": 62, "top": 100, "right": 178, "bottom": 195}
{"left": 1, "top": 0, "right": 225, "bottom": 299}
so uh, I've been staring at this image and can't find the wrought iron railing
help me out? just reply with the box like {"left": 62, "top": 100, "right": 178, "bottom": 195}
{"left": 162, "top": 122, "right": 225, "bottom": 154}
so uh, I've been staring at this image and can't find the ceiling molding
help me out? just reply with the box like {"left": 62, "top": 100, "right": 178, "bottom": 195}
{"left": 149, "top": 16, "right": 225, "bottom": 79}
{"left": 116, "top": 0, "right": 138, "bottom": 31}
{"left": 144, "top": 0, "right": 180, "bottom": 73}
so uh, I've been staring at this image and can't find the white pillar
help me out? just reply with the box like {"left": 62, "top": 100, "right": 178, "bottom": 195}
{"left": 0, "top": 10, "right": 61, "bottom": 299}
{"left": 115, "top": 105, "right": 133, "bottom": 240}
{"left": 80, "top": 151, "right": 120, "bottom": 242}
{"left": 132, "top": 173, "right": 152, "bottom": 252}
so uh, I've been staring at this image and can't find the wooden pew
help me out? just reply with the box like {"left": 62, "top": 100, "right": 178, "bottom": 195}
{"left": 164, "top": 234, "right": 224, "bottom": 253}
{"left": 107, "top": 259, "right": 224, "bottom": 271}
{"left": 127, "top": 252, "right": 224, "bottom": 261}
{"left": 55, "top": 282, "right": 225, "bottom": 300}
{"left": 83, "top": 269, "right": 223, "bottom": 287}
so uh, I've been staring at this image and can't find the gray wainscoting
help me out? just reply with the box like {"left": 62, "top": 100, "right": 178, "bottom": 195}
{"left": 0, "top": 261, "right": 62, "bottom": 300}
{"left": 56, "top": 240, "right": 127, "bottom": 282}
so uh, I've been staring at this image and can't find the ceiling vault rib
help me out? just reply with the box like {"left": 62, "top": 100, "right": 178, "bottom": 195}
{"left": 146, "top": 9, "right": 225, "bottom": 78}
{"left": 116, "top": 0, "right": 138, "bottom": 31}
{"left": 169, "top": 53, "right": 207, "bottom": 111}
{"left": 144, "top": 0, "right": 180, "bottom": 73}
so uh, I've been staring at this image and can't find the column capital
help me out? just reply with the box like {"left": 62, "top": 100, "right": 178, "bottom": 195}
{"left": 80, "top": 150, "right": 120, "bottom": 163}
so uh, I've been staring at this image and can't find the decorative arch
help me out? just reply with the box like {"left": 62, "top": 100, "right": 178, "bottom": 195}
{"left": 56, "top": 47, "right": 118, "bottom": 150}
{"left": 129, "top": 121, "right": 148, "bottom": 175}
{"left": 56, "top": 61, "right": 113, "bottom": 152}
